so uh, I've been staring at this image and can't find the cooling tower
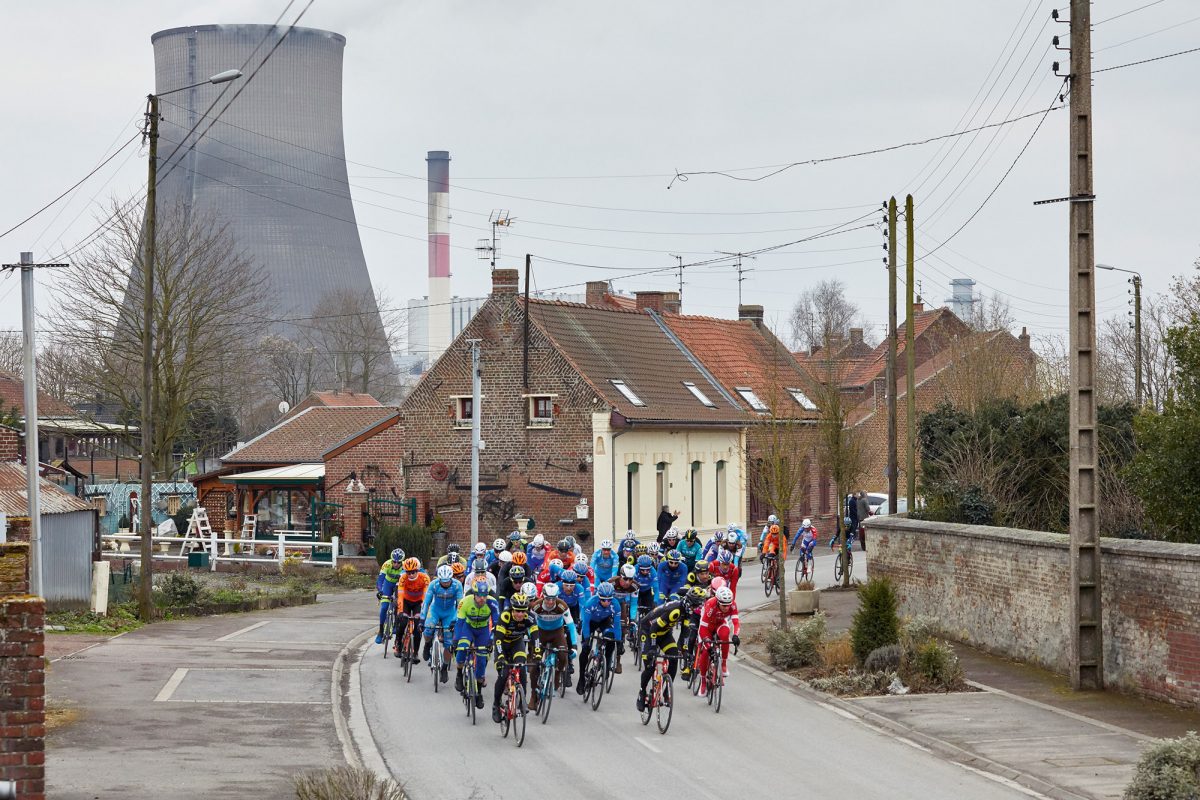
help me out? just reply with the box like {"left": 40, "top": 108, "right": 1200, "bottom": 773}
{"left": 149, "top": 24, "right": 386, "bottom": 333}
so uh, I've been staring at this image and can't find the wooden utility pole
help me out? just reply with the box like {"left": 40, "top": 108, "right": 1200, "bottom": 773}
{"left": 140, "top": 94, "right": 159, "bottom": 622}
{"left": 905, "top": 194, "right": 916, "bottom": 508}
{"left": 886, "top": 199, "right": 898, "bottom": 513}
{"left": 1067, "top": 0, "right": 1103, "bottom": 690}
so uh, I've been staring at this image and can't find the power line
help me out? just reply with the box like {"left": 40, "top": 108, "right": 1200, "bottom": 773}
{"left": 1092, "top": 43, "right": 1200, "bottom": 72}
{"left": 1095, "top": 13, "right": 1200, "bottom": 51}
{"left": 1094, "top": 0, "right": 1168, "bottom": 26}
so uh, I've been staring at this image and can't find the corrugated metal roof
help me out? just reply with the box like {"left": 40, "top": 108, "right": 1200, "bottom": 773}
{"left": 0, "top": 462, "right": 94, "bottom": 516}
{"left": 222, "top": 463, "right": 325, "bottom": 483}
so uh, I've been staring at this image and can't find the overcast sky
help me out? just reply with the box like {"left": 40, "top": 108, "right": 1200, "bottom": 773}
{"left": 2, "top": 0, "right": 1197, "bottom": 348}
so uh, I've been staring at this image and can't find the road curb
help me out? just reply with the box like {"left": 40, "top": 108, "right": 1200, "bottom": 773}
{"left": 736, "top": 650, "right": 1089, "bottom": 800}
{"left": 332, "top": 628, "right": 385, "bottom": 776}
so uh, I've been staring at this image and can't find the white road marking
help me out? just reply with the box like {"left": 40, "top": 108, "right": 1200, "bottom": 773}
{"left": 215, "top": 620, "right": 269, "bottom": 641}
{"left": 636, "top": 736, "right": 662, "bottom": 753}
{"left": 816, "top": 700, "right": 858, "bottom": 720}
{"left": 154, "top": 667, "right": 188, "bottom": 702}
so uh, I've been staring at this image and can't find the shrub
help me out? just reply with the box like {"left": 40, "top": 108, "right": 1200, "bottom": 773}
{"left": 865, "top": 643, "right": 903, "bottom": 673}
{"left": 158, "top": 571, "right": 203, "bottom": 606}
{"left": 293, "top": 766, "right": 405, "bottom": 800}
{"left": 766, "top": 612, "right": 826, "bottom": 669}
{"left": 374, "top": 524, "right": 434, "bottom": 566}
{"left": 1124, "top": 731, "right": 1200, "bottom": 800}
{"left": 901, "top": 615, "right": 941, "bottom": 652}
{"left": 280, "top": 555, "right": 306, "bottom": 576}
{"left": 903, "top": 639, "right": 965, "bottom": 692}
{"left": 818, "top": 634, "right": 855, "bottom": 670}
{"left": 850, "top": 577, "right": 901, "bottom": 665}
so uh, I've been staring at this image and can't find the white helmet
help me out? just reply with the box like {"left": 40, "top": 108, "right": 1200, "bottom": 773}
{"left": 715, "top": 587, "right": 734, "bottom": 606}
{"left": 621, "top": 564, "right": 636, "bottom": 579}
{"left": 727, "top": 523, "right": 737, "bottom": 533}
{"left": 647, "top": 542, "right": 661, "bottom": 555}
{"left": 599, "top": 539, "right": 613, "bottom": 550}
{"left": 576, "top": 553, "right": 589, "bottom": 566}
{"left": 768, "top": 514, "right": 779, "bottom": 524}
{"left": 532, "top": 534, "right": 545, "bottom": 547}
{"left": 493, "top": 538, "right": 506, "bottom": 551}
{"left": 473, "top": 542, "right": 487, "bottom": 555}
{"left": 550, "top": 558, "right": 563, "bottom": 570}
{"left": 802, "top": 518, "right": 812, "bottom": 528}
{"left": 714, "top": 530, "right": 727, "bottom": 542}
{"left": 625, "top": 529, "right": 637, "bottom": 540}
{"left": 543, "top": 583, "right": 560, "bottom": 598}
{"left": 436, "top": 565, "right": 453, "bottom": 582}
{"left": 521, "top": 581, "right": 538, "bottom": 597}
{"left": 499, "top": 550, "right": 512, "bottom": 563}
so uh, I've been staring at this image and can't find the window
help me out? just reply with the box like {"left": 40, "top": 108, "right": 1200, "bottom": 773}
{"left": 683, "top": 381, "right": 716, "bottom": 408}
{"left": 627, "top": 463, "right": 640, "bottom": 530}
{"left": 454, "top": 396, "right": 474, "bottom": 428}
{"left": 819, "top": 475, "right": 831, "bottom": 514}
{"left": 715, "top": 460, "right": 727, "bottom": 524}
{"left": 527, "top": 395, "right": 554, "bottom": 427}
{"left": 656, "top": 462, "right": 668, "bottom": 512}
{"left": 735, "top": 386, "right": 769, "bottom": 412}
{"left": 691, "top": 461, "right": 702, "bottom": 527}
{"left": 610, "top": 379, "right": 646, "bottom": 407}
{"left": 787, "top": 387, "right": 818, "bottom": 411}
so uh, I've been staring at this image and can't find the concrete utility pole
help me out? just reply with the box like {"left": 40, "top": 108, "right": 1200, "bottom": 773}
{"left": 886, "top": 199, "right": 898, "bottom": 513}
{"left": 905, "top": 195, "right": 916, "bottom": 508}
{"left": 139, "top": 93, "right": 159, "bottom": 622}
{"left": 1, "top": 253, "right": 68, "bottom": 599}
{"left": 1133, "top": 274, "right": 1143, "bottom": 406}
{"left": 468, "top": 339, "right": 482, "bottom": 549}
{"left": 1067, "top": 0, "right": 1103, "bottom": 690}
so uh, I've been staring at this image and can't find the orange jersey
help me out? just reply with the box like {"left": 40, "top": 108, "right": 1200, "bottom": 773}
{"left": 761, "top": 532, "right": 787, "bottom": 561}
{"left": 398, "top": 571, "right": 430, "bottom": 604}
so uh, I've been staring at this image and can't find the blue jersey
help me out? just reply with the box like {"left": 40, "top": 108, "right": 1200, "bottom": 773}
{"left": 656, "top": 562, "right": 689, "bottom": 600}
{"left": 579, "top": 593, "right": 622, "bottom": 642}
{"left": 591, "top": 550, "right": 619, "bottom": 583}
{"left": 421, "top": 578, "right": 464, "bottom": 617}
{"left": 526, "top": 544, "right": 550, "bottom": 574}
{"left": 617, "top": 539, "right": 639, "bottom": 563}
{"left": 558, "top": 581, "right": 586, "bottom": 611}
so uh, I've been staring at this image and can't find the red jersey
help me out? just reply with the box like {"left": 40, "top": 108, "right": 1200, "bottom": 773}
{"left": 698, "top": 596, "right": 740, "bottom": 637}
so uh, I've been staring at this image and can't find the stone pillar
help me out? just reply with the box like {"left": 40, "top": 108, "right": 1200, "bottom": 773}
{"left": 0, "top": 543, "right": 45, "bottom": 800}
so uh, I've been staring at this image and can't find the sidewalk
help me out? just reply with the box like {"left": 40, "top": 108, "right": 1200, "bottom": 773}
{"left": 747, "top": 590, "right": 1200, "bottom": 800}
{"left": 45, "top": 591, "right": 376, "bottom": 800}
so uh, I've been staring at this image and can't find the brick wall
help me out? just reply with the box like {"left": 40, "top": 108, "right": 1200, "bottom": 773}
{"left": 0, "top": 542, "right": 45, "bottom": 800}
{"left": 325, "top": 422, "right": 404, "bottom": 548}
{"left": 0, "top": 426, "right": 18, "bottom": 462}
{"left": 870, "top": 516, "right": 1200, "bottom": 708}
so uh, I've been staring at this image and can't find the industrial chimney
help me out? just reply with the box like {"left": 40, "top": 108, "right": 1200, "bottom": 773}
{"left": 427, "top": 150, "right": 452, "bottom": 361}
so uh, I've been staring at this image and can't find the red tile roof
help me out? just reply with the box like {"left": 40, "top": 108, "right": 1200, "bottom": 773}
{"left": 525, "top": 300, "right": 745, "bottom": 424}
{"left": 839, "top": 308, "right": 952, "bottom": 388}
{"left": 223, "top": 406, "right": 396, "bottom": 465}
{"left": 0, "top": 461, "right": 93, "bottom": 516}
{"left": 662, "top": 315, "right": 820, "bottom": 419}
{"left": 283, "top": 390, "right": 382, "bottom": 421}
{"left": 0, "top": 371, "right": 78, "bottom": 418}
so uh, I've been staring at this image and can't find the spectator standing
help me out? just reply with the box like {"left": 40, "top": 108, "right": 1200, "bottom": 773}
{"left": 855, "top": 490, "right": 871, "bottom": 552}
{"left": 656, "top": 505, "right": 680, "bottom": 543}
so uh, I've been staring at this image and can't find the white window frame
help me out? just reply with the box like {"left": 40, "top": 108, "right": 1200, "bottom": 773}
{"left": 787, "top": 387, "right": 817, "bottom": 411}
{"left": 682, "top": 380, "right": 716, "bottom": 408}
{"left": 451, "top": 395, "right": 475, "bottom": 428}
{"left": 526, "top": 394, "right": 556, "bottom": 428}
{"left": 735, "top": 386, "right": 769, "bottom": 412}
{"left": 610, "top": 379, "right": 646, "bottom": 407}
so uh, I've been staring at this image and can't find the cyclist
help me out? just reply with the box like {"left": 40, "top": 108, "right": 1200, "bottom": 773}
{"left": 421, "top": 564, "right": 463, "bottom": 682}
{"left": 686, "top": 559, "right": 714, "bottom": 593}
{"left": 526, "top": 534, "right": 550, "bottom": 574}
{"left": 571, "top": 556, "right": 595, "bottom": 593}
{"left": 591, "top": 539, "right": 620, "bottom": 584}
{"left": 555, "top": 538, "right": 577, "bottom": 570}
{"left": 724, "top": 523, "right": 748, "bottom": 567}
{"left": 497, "top": 563, "right": 527, "bottom": 609}
{"left": 490, "top": 549, "right": 511, "bottom": 580}
{"left": 375, "top": 548, "right": 405, "bottom": 644}
{"left": 506, "top": 530, "right": 525, "bottom": 552}
{"left": 657, "top": 549, "right": 689, "bottom": 600}
{"left": 789, "top": 517, "right": 820, "bottom": 552}
{"left": 491, "top": 591, "right": 534, "bottom": 723}
{"left": 630, "top": 542, "right": 650, "bottom": 568}
{"left": 498, "top": 549, "right": 526, "bottom": 587}
{"left": 647, "top": 541, "right": 663, "bottom": 567}
{"left": 394, "top": 557, "right": 430, "bottom": 657}
{"left": 710, "top": 548, "right": 740, "bottom": 599}
{"left": 450, "top": 560, "right": 467, "bottom": 585}
{"left": 558, "top": 568, "right": 586, "bottom": 628}
{"left": 677, "top": 529, "right": 704, "bottom": 572}
{"left": 635, "top": 587, "right": 706, "bottom": 712}
{"left": 537, "top": 557, "right": 565, "bottom": 590}
{"left": 466, "top": 557, "right": 496, "bottom": 596}
{"left": 453, "top": 585, "right": 499, "bottom": 707}
{"left": 661, "top": 527, "right": 681, "bottom": 554}
{"left": 528, "top": 583, "right": 577, "bottom": 712}
{"left": 695, "top": 586, "right": 741, "bottom": 695}
{"left": 616, "top": 529, "right": 639, "bottom": 564}
{"left": 760, "top": 524, "right": 787, "bottom": 562}
{"left": 758, "top": 514, "right": 780, "bottom": 551}
{"left": 700, "top": 529, "right": 727, "bottom": 563}
{"left": 634, "top": 554, "right": 660, "bottom": 612}
{"left": 576, "top": 581, "right": 622, "bottom": 693}
{"left": 611, "top": 563, "right": 639, "bottom": 672}
{"left": 486, "top": 538, "right": 507, "bottom": 568}
{"left": 435, "top": 543, "right": 461, "bottom": 568}
{"left": 565, "top": 535, "right": 584, "bottom": 561}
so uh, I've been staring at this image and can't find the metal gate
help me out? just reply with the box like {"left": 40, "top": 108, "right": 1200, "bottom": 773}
{"left": 41, "top": 510, "right": 97, "bottom": 608}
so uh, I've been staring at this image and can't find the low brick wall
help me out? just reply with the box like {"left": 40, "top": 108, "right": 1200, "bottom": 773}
{"left": 869, "top": 516, "right": 1200, "bottom": 708}
{"left": 0, "top": 542, "right": 45, "bottom": 800}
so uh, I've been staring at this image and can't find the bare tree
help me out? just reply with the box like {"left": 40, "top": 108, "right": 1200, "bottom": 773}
{"left": 1099, "top": 294, "right": 1174, "bottom": 410}
{"left": 49, "top": 199, "right": 269, "bottom": 473}
{"left": 304, "top": 288, "right": 401, "bottom": 402}
{"left": 938, "top": 330, "right": 1036, "bottom": 414}
{"left": 964, "top": 292, "right": 1016, "bottom": 333}
{"left": 261, "top": 334, "right": 319, "bottom": 408}
{"left": 788, "top": 279, "right": 867, "bottom": 353}
{"left": 0, "top": 334, "right": 20, "bottom": 375}
{"left": 1032, "top": 334, "right": 1071, "bottom": 399}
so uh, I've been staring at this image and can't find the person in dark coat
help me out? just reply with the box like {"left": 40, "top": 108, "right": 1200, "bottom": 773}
{"left": 656, "top": 505, "right": 680, "bottom": 543}
{"left": 844, "top": 493, "right": 859, "bottom": 545}
{"left": 855, "top": 490, "right": 871, "bottom": 552}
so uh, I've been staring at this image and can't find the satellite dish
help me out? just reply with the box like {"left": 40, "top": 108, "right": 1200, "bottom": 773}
{"left": 278, "top": 401, "right": 291, "bottom": 415}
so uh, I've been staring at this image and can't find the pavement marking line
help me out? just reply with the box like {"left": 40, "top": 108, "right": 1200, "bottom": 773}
{"left": 635, "top": 736, "right": 663, "bottom": 754}
{"left": 215, "top": 621, "right": 270, "bottom": 642}
{"left": 956, "top": 763, "right": 1055, "bottom": 800}
{"left": 154, "top": 667, "right": 189, "bottom": 702}
{"left": 816, "top": 700, "right": 858, "bottom": 720}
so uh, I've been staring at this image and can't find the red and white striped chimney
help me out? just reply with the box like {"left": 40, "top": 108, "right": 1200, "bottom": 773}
{"left": 426, "top": 150, "right": 452, "bottom": 360}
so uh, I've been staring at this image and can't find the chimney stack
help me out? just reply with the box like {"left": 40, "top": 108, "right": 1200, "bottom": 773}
{"left": 1019, "top": 326, "right": 1031, "bottom": 349}
{"left": 635, "top": 291, "right": 666, "bottom": 313}
{"left": 585, "top": 281, "right": 609, "bottom": 306}
{"left": 661, "top": 292, "right": 681, "bottom": 315}
{"left": 491, "top": 268, "right": 519, "bottom": 296}
{"left": 849, "top": 327, "right": 864, "bottom": 346}
{"left": 912, "top": 301, "right": 924, "bottom": 314}
{"left": 738, "top": 305, "right": 764, "bottom": 327}
{"left": 426, "top": 150, "right": 452, "bottom": 361}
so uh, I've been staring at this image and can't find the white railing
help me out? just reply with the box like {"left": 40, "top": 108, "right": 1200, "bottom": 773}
{"left": 100, "top": 531, "right": 339, "bottom": 571}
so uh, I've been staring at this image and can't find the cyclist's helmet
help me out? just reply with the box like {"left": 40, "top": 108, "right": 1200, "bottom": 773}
{"left": 802, "top": 518, "right": 812, "bottom": 528}
{"left": 508, "top": 565, "right": 526, "bottom": 583}
{"left": 498, "top": 550, "right": 512, "bottom": 563}
{"left": 665, "top": 550, "right": 682, "bottom": 566}
{"left": 686, "top": 586, "right": 709, "bottom": 608}
{"left": 450, "top": 562, "right": 466, "bottom": 577}
{"left": 448, "top": 543, "right": 460, "bottom": 555}
{"left": 727, "top": 523, "right": 738, "bottom": 533}
{"left": 556, "top": 539, "right": 571, "bottom": 553}
{"left": 511, "top": 552, "right": 528, "bottom": 566}
{"left": 685, "top": 528, "right": 698, "bottom": 540}
{"left": 472, "top": 558, "right": 488, "bottom": 574}
{"left": 714, "top": 530, "right": 727, "bottom": 542}
{"left": 390, "top": 548, "right": 405, "bottom": 563}
{"left": 573, "top": 563, "right": 589, "bottom": 580}
{"left": 768, "top": 514, "right": 779, "bottom": 524}
{"left": 575, "top": 553, "right": 589, "bottom": 567}
{"left": 548, "top": 563, "right": 564, "bottom": 581}
{"left": 769, "top": 524, "right": 781, "bottom": 536}
{"left": 436, "top": 565, "right": 454, "bottom": 583}
{"left": 647, "top": 542, "right": 661, "bottom": 556}
{"left": 508, "top": 530, "right": 524, "bottom": 545}
{"left": 717, "top": 549, "right": 733, "bottom": 564}
{"left": 599, "top": 539, "right": 614, "bottom": 551}
{"left": 549, "top": 558, "right": 564, "bottom": 571}
{"left": 473, "top": 542, "right": 487, "bottom": 556}
{"left": 635, "top": 554, "right": 654, "bottom": 572}
{"left": 403, "top": 557, "right": 420, "bottom": 572}
{"left": 624, "top": 529, "right": 637, "bottom": 540}
{"left": 543, "top": 583, "right": 561, "bottom": 598}
{"left": 561, "top": 571, "right": 577, "bottom": 585}
{"left": 596, "top": 582, "right": 615, "bottom": 599}
{"left": 710, "top": 576, "right": 727, "bottom": 591}
{"left": 520, "top": 581, "right": 538, "bottom": 598}
{"left": 634, "top": 543, "right": 649, "bottom": 557}
{"left": 664, "top": 528, "right": 679, "bottom": 542}
{"left": 509, "top": 593, "right": 530, "bottom": 611}
{"left": 468, "top": 583, "right": 489, "bottom": 598}
{"left": 695, "top": 559, "right": 710, "bottom": 573}
{"left": 715, "top": 587, "right": 734, "bottom": 606}
{"left": 620, "top": 564, "right": 636, "bottom": 579}
{"left": 532, "top": 534, "right": 545, "bottom": 548}
{"left": 493, "top": 538, "right": 506, "bottom": 552}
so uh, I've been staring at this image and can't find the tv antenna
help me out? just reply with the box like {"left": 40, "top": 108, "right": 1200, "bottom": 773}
{"left": 476, "top": 210, "right": 516, "bottom": 270}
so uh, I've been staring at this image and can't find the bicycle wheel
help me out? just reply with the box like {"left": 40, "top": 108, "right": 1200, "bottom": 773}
{"left": 640, "top": 680, "right": 654, "bottom": 726}
{"left": 605, "top": 650, "right": 616, "bottom": 692}
{"left": 557, "top": 663, "right": 567, "bottom": 698}
{"left": 381, "top": 606, "right": 392, "bottom": 659}
{"left": 500, "top": 684, "right": 511, "bottom": 739}
{"left": 690, "top": 661, "right": 702, "bottom": 696}
{"left": 431, "top": 641, "right": 442, "bottom": 694}
{"left": 656, "top": 677, "right": 673, "bottom": 734}
{"left": 512, "top": 684, "right": 526, "bottom": 748}
{"left": 763, "top": 559, "right": 775, "bottom": 597}
{"left": 834, "top": 551, "right": 845, "bottom": 582}
{"left": 710, "top": 661, "right": 723, "bottom": 713}
{"left": 589, "top": 657, "right": 605, "bottom": 711}
{"left": 402, "top": 629, "right": 414, "bottom": 682}
{"left": 468, "top": 675, "right": 477, "bottom": 726}
{"left": 538, "top": 661, "right": 553, "bottom": 724}
{"left": 846, "top": 550, "right": 854, "bottom": 581}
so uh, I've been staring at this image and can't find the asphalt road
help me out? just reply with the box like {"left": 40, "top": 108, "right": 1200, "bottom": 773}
{"left": 359, "top": 546, "right": 1028, "bottom": 800}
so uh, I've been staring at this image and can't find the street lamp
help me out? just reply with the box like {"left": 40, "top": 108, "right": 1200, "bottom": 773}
{"left": 1096, "top": 263, "right": 1144, "bottom": 407}
{"left": 137, "top": 68, "right": 242, "bottom": 621}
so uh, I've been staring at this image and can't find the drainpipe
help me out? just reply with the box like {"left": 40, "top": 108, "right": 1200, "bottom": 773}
{"left": 610, "top": 429, "right": 627, "bottom": 538}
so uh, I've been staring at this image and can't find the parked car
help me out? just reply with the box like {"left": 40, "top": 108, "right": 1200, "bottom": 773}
{"left": 865, "top": 492, "right": 888, "bottom": 515}
{"left": 873, "top": 497, "right": 908, "bottom": 516}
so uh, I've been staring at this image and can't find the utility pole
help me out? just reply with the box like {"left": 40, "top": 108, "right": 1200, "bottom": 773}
{"left": 1067, "top": 0, "right": 1103, "bottom": 690}
{"left": 905, "top": 194, "right": 916, "bottom": 508}
{"left": 1, "top": 253, "right": 68, "bottom": 599}
{"left": 718, "top": 251, "right": 755, "bottom": 305}
{"left": 670, "top": 254, "right": 684, "bottom": 306}
{"left": 140, "top": 93, "right": 159, "bottom": 622}
{"left": 523, "top": 254, "right": 532, "bottom": 389}
{"left": 1132, "top": 274, "right": 1143, "bottom": 406}
{"left": 468, "top": 339, "right": 482, "bottom": 549}
{"left": 886, "top": 199, "right": 898, "bottom": 514}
